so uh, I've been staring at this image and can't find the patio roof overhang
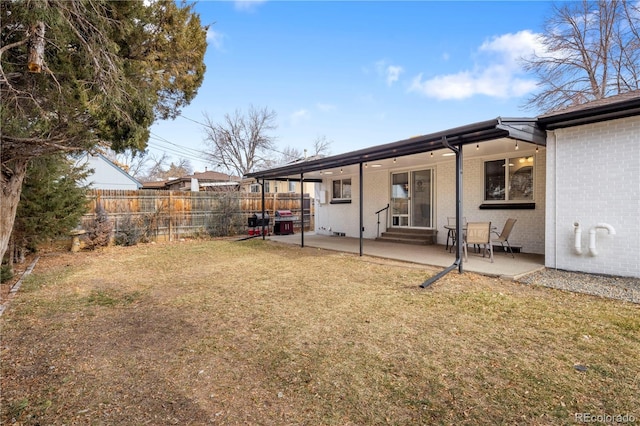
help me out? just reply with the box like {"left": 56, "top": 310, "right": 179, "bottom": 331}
{"left": 245, "top": 117, "right": 545, "bottom": 181}
{"left": 245, "top": 116, "right": 545, "bottom": 288}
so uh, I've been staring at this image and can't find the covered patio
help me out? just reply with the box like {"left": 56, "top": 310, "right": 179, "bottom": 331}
{"left": 247, "top": 117, "right": 546, "bottom": 286}
{"left": 267, "top": 233, "right": 545, "bottom": 280}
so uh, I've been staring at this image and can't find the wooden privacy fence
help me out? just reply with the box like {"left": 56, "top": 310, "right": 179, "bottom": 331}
{"left": 81, "top": 190, "right": 314, "bottom": 242}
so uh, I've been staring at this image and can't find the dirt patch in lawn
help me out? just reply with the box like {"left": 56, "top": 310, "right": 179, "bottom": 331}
{"left": 2, "top": 239, "right": 639, "bottom": 425}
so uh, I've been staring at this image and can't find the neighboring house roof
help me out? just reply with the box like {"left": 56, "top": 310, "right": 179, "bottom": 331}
{"left": 167, "top": 170, "right": 242, "bottom": 185}
{"left": 78, "top": 153, "right": 142, "bottom": 190}
{"left": 538, "top": 90, "right": 640, "bottom": 130}
{"left": 141, "top": 170, "right": 241, "bottom": 190}
{"left": 140, "top": 180, "right": 168, "bottom": 189}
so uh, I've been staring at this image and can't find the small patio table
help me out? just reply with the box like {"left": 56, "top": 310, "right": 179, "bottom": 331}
{"left": 444, "top": 224, "right": 497, "bottom": 253}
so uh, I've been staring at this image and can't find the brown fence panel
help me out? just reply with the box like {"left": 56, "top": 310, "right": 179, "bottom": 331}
{"left": 82, "top": 190, "right": 314, "bottom": 242}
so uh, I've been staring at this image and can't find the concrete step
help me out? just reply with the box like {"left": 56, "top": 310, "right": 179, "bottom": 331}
{"left": 376, "top": 228, "right": 437, "bottom": 245}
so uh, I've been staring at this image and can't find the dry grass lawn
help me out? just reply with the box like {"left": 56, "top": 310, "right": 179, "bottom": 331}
{"left": 1, "top": 239, "right": 639, "bottom": 425}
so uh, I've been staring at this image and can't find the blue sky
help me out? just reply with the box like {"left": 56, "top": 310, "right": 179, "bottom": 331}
{"left": 148, "top": 1, "right": 555, "bottom": 172}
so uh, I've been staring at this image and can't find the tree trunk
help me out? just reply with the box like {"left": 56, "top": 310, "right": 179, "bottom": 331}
{"left": 1, "top": 159, "right": 29, "bottom": 263}
{"left": 28, "top": 21, "right": 46, "bottom": 73}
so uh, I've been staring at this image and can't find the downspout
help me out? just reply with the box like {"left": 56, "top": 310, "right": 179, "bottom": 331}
{"left": 421, "top": 137, "right": 463, "bottom": 288}
{"left": 261, "top": 178, "right": 266, "bottom": 240}
{"left": 359, "top": 162, "right": 364, "bottom": 256}
{"left": 300, "top": 173, "right": 305, "bottom": 248}
{"left": 552, "top": 131, "right": 558, "bottom": 268}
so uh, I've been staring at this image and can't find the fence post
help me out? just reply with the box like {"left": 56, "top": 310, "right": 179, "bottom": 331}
{"left": 169, "top": 191, "right": 173, "bottom": 242}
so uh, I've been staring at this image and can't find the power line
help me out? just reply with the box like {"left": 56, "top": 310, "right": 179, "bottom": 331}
{"left": 147, "top": 141, "right": 207, "bottom": 161}
{"left": 178, "top": 113, "right": 295, "bottom": 159}
{"left": 179, "top": 114, "right": 209, "bottom": 128}
{"left": 149, "top": 132, "right": 207, "bottom": 157}
{"left": 148, "top": 138, "right": 204, "bottom": 159}
{"left": 147, "top": 140, "right": 209, "bottom": 164}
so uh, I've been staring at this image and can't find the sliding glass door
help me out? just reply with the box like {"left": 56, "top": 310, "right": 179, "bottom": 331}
{"left": 391, "top": 173, "right": 409, "bottom": 226}
{"left": 391, "top": 169, "right": 433, "bottom": 228}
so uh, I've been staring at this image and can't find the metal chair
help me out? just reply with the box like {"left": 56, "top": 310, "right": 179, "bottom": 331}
{"left": 492, "top": 218, "right": 517, "bottom": 258}
{"left": 445, "top": 217, "right": 456, "bottom": 251}
{"left": 463, "top": 222, "right": 493, "bottom": 263}
{"left": 446, "top": 216, "right": 467, "bottom": 252}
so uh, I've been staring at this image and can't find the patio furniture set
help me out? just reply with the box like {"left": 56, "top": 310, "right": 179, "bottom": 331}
{"left": 444, "top": 218, "right": 518, "bottom": 263}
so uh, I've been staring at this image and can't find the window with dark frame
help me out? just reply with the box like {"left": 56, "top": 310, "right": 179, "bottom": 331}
{"left": 485, "top": 160, "right": 506, "bottom": 200}
{"left": 332, "top": 178, "right": 351, "bottom": 200}
{"left": 484, "top": 156, "right": 534, "bottom": 202}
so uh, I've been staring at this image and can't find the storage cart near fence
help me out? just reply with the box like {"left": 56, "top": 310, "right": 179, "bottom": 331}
{"left": 274, "top": 210, "right": 297, "bottom": 235}
{"left": 248, "top": 212, "right": 270, "bottom": 236}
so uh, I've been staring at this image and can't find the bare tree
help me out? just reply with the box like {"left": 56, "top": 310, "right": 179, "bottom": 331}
{"left": 263, "top": 135, "right": 333, "bottom": 170}
{"left": 142, "top": 152, "right": 170, "bottom": 181}
{"left": 162, "top": 160, "right": 193, "bottom": 180}
{"left": 103, "top": 149, "right": 149, "bottom": 179}
{"left": 202, "top": 106, "right": 277, "bottom": 177}
{"left": 279, "top": 146, "right": 304, "bottom": 164}
{"left": 311, "top": 135, "right": 332, "bottom": 157}
{"left": 523, "top": 0, "right": 640, "bottom": 113}
{"left": 136, "top": 153, "right": 193, "bottom": 181}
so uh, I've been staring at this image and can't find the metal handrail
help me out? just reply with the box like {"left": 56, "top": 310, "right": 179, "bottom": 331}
{"left": 375, "top": 203, "right": 390, "bottom": 238}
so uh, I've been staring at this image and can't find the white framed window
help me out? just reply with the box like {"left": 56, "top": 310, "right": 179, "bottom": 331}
{"left": 250, "top": 182, "right": 270, "bottom": 193}
{"left": 484, "top": 156, "right": 534, "bottom": 202}
{"left": 332, "top": 178, "right": 351, "bottom": 201}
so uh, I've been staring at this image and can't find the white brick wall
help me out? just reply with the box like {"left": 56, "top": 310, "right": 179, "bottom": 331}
{"left": 475, "top": 156, "right": 543, "bottom": 254}
{"left": 363, "top": 170, "right": 391, "bottom": 238}
{"left": 314, "top": 170, "right": 390, "bottom": 239}
{"left": 314, "top": 173, "right": 359, "bottom": 237}
{"left": 315, "top": 145, "right": 547, "bottom": 255}
{"left": 433, "top": 148, "right": 546, "bottom": 254}
{"left": 545, "top": 116, "right": 640, "bottom": 278}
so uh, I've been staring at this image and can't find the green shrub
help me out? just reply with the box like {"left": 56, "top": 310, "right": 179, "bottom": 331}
{"left": 84, "top": 204, "right": 113, "bottom": 250}
{"left": 1, "top": 264, "right": 14, "bottom": 283}
{"left": 114, "top": 215, "right": 147, "bottom": 246}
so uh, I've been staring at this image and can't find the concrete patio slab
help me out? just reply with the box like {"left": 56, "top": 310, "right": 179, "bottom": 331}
{"left": 265, "top": 233, "right": 545, "bottom": 280}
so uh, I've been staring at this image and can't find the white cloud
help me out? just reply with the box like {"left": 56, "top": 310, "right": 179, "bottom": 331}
{"left": 290, "top": 109, "right": 310, "bottom": 125}
{"left": 409, "top": 30, "right": 542, "bottom": 100}
{"left": 234, "top": 0, "right": 267, "bottom": 12}
{"left": 479, "top": 30, "right": 546, "bottom": 64}
{"left": 386, "top": 65, "right": 404, "bottom": 86}
{"left": 375, "top": 60, "right": 404, "bottom": 86}
{"left": 316, "top": 103, "right": 336, "bottom": 112}
{"left": 207, "top": 29, "right": 225, "bottom": 51}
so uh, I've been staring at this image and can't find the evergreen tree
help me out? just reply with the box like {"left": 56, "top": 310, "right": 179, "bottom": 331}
{"left": 9, "top": 155, "right": 89, "bottom": 263}
{"left": 0, "top": 0, "right": 208, "bottom": 261}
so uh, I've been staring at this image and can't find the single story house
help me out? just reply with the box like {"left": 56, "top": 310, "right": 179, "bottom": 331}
{"left": 241, "top": 156, "right": 324, "bottom": 195}
{"left": 246, "top": 91, "right": 640, "bottom": 279}
{"left": 241, "top": 177, "right": 312, "bottom": 195}
{"left": 142, "top": 170, "right": 241, "bottom": 191}
{"left": 77, "top": 153, "right": 142, "bottom": 190}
